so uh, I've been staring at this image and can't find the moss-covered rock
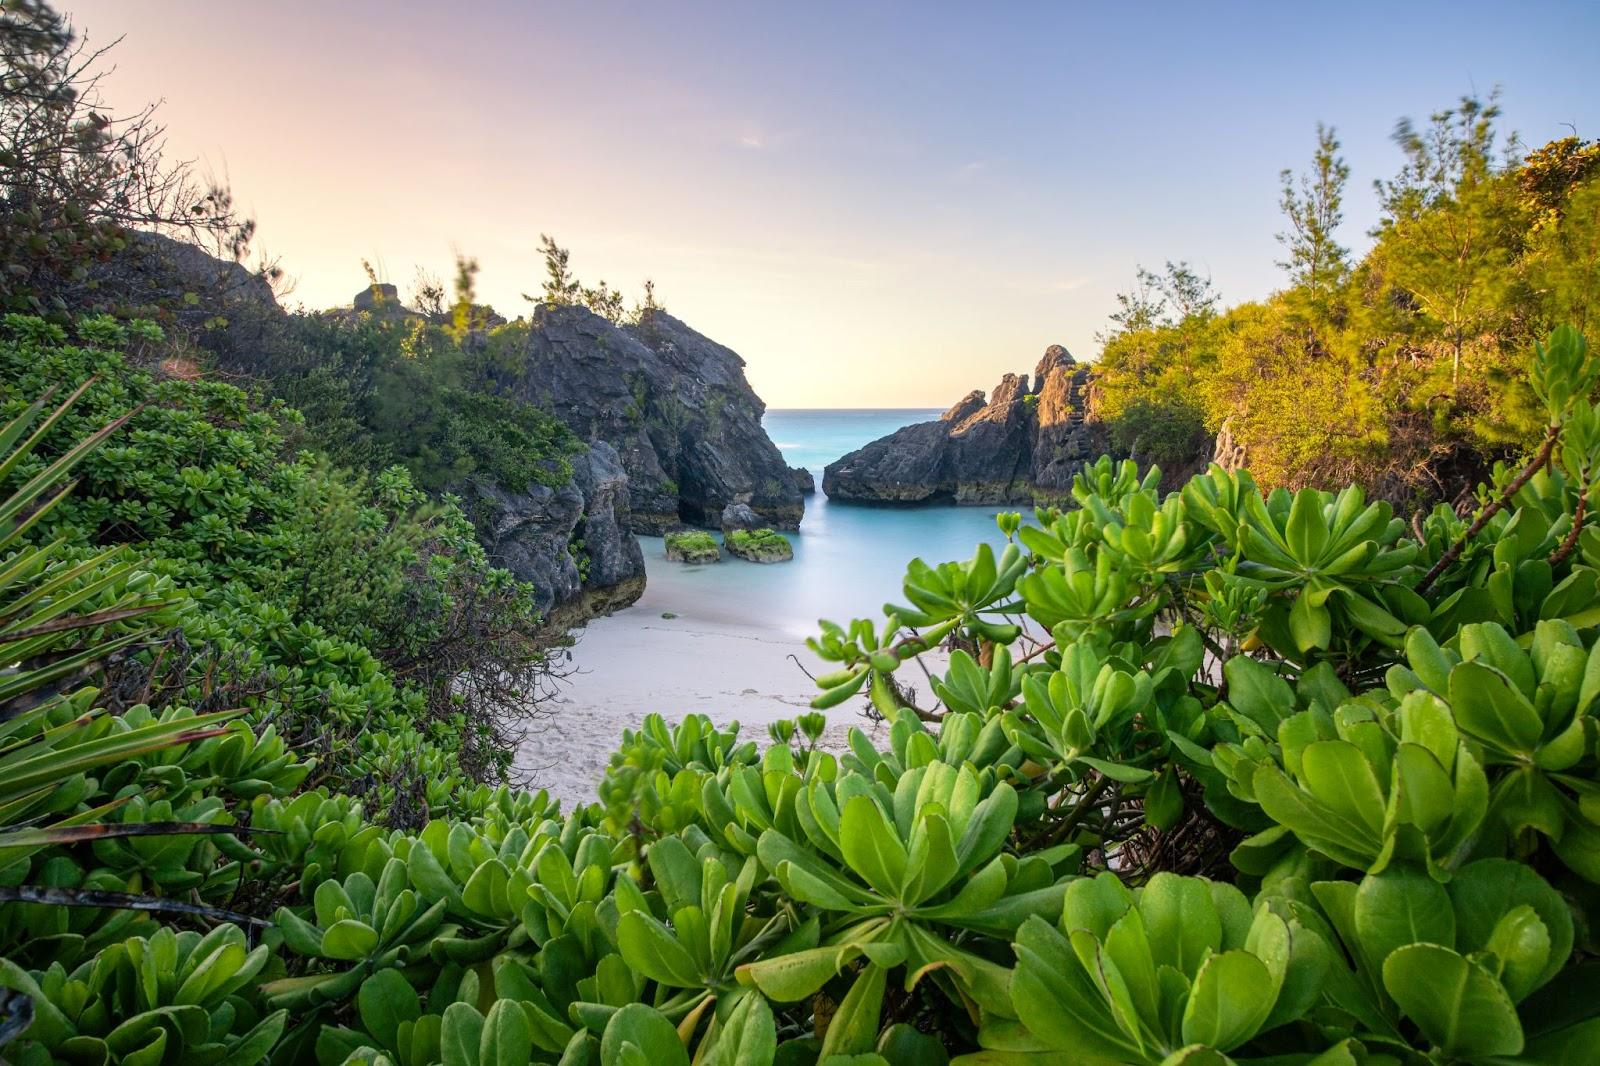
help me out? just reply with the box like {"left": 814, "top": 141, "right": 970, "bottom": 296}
{"left": 725, "top": 528, "right": 794, "bottom": 563}
{"left": 664, "top": 529, "right": 720, "bottom": 563}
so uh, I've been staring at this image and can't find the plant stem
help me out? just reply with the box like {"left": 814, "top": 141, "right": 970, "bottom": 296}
{"left": 1417, "top": 424, "right": 1559, "bottom": 593}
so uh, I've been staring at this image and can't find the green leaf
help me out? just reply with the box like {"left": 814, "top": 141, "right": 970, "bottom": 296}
{"left": 617, "top": 910, "right": 703, "bottom": 988}
{"left": 875, "top": 1023, "right": 948, "bottom": 1066}
{"left": 321, "top": 919, "right": 379, "bottom": 961}
{"left": 358, "top": 969, "right": 420, "bottom": 1048}
{"left": 1223, "top": 656, "right": 1295, "bottom": 735}
{"left": 700, "top": 992, "right": 776, "bottom": 1066}
{"left": 1382, "top": 943, "right": 1523, "bottom": 1059}
{"left": 1180, "top": 950, "right": 1275, "bottom": 1053}
{"left": 1299, "top": 741, "right": 1386, "bottom": 836}
{"left": 739, "top": 942, "right": 867, "bottom": 1002}
{"left": 1009, "top": 916, "right": 1141, "bottom": 1061}
{"left": 442, "top": 1002, "right": 486, "bottom": 1066}
{"left": 600, "top": 1004, "right": 690, "bottom": 1066}
{"left": 1449, "top": 661, "right": 1545, "bottom": 756}
{"left": 481, "top": 1000, "right": 534, "bottom": 1066}
{"left": 840, "top": 796, "right": 909, "bottom": 899}
{"left": 1447, "top": 858, "right": 1573, "bottom": 997}
{"left": 821, "top": 964, "right": 888, "bottom": 1058}
{"left": 1353, "top": 865, "right": 1455, "bottom": 972}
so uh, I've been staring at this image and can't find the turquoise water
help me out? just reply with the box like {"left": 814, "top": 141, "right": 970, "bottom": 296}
{"left": 633, "top": 408, "right": 1020, "bottom": 638}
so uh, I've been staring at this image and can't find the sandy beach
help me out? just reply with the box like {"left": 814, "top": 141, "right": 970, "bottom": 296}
{"left": 514, "top": 554, "right": 929, "bottom": 808}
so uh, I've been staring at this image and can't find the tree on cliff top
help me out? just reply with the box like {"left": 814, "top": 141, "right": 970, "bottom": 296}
{"left": 0, "top": 0, "right": 263, "bottom": 315}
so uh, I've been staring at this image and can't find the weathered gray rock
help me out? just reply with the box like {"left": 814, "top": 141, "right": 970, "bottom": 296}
{"left": 720, "top": 502, "right": 762, "bottom": 531}
{"left": 498, "top": 306, "right": 803, "bottom": 534}
{"left": 823, "top": 345, "right": 1109, "bottom": 505}
{"left": 462, "top": 441, "right": 645, "bottom": 622}
{"left": 790, "top": 466, "right": 816, "bottom": 495}
{"left": 114, "top": 232, "right": 280, "bottom": 311}
{"left": 353, "top": 283, "right": 401, "bottom": 313}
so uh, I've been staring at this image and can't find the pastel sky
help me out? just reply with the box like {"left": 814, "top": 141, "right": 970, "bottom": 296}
{"left": 67, "top": 1, "right": 1600, "bottom": 407}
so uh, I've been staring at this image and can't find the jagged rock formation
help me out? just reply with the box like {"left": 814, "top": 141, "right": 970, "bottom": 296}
{"left": 823, "top": 345, "right": 1105, "bottom": 504}
{"left": 790, "top": 466, "right": 816, "bottom": 495}
{"left": 499, "top": 305, "right": 803, "bottom": 534}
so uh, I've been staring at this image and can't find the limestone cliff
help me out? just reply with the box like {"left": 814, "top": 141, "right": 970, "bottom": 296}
{"left": 499, "top": 305, "right": 803, "bottom": 533}
{"left": 822, "top": 344, "right": 1105, "bottom": 504}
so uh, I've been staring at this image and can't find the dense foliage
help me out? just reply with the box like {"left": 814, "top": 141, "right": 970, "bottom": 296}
{"left": 0, "top": 0, "right": 265, "bottom": 315}
{"left": 245, "top": 308, "right": 580, "bottom": 498}
{"left": 6, "top": 323, "right": 1600, "bottom": 1064}
{"left": 0, "top": 314, "right": 556, "bottom": 811}
{"left": 1095, "top": 101, "right": 1600, "bottom": 503}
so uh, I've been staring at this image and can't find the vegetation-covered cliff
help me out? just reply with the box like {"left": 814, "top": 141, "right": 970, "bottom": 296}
{"left": 829, "top": 106, "right": 1600, "bottom": 513}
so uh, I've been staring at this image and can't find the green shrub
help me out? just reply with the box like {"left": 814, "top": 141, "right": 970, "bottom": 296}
{"left": 7, "top": 325, "right": 1600, "bottom": 1064}
{"left": 0, "top": 314, "right": 551, "bottom": 801}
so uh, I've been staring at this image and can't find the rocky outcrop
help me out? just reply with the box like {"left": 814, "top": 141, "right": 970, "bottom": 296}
{"left": 823, "top": 345, "right": 1106, "bottom": 505}
{"left": 720, "top": 502, "right": 762, "bottom": 531}
{"left": 499, "top": 306, "right": 803, "bottom": 534}
{"left": 790, "top": 466, "right": 816, "bottom": 495}
{"left": 460, "top": 442, "right": 645, "bottom": 622}
{"left": 115, "top": 238, "right": 800, "bottom": 624}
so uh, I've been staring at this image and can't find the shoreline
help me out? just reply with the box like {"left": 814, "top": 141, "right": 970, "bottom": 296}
{"left": 514, "top": 562, "right": 932, "bottom": 808}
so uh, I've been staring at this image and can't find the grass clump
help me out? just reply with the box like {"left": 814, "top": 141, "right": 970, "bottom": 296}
{"left": 725, "top": 527, "right": 793, "bottom": 562}
{"left": 664, "top": 529, "right": 720, "bottom": 563}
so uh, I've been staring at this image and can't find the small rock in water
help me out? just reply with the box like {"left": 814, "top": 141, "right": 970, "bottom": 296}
{"left": 664, "top": 530, "right": 721, "bottom": 564}
{"left": 725, "top": 527, "right": 794, "bottom": 563}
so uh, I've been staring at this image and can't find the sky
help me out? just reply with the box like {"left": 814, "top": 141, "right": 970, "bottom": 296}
{"left": 66, "top": 1, "right": 1600, "bottom": 407}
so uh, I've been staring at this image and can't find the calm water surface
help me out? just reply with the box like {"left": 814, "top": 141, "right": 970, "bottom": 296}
{"left": 633, "top": 408, "right": 1019, "bottom": 637}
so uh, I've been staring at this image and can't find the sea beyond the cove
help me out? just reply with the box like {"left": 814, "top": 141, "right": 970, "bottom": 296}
{"left": 518, "top": 407, "right": 1035, "bottom": 804}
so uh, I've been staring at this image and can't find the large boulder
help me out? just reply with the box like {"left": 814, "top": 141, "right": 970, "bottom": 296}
{"left": 823, "top": 345, "right": 1110, "bottom": 505}
{"left": 498, "top": 306, "right": 804, "bottom": 534}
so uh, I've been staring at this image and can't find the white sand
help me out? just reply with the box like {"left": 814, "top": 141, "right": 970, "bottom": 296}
{"left": 514, "top": 568, "right": 933, "bottom": 809}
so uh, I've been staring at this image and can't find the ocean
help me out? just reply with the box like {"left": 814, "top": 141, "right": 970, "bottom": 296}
{"left": 636, "top": 408, "right": 1020, "bottom": 636}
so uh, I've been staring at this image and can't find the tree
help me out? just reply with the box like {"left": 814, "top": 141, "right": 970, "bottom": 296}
{"left": 0, "top": 0, "right": 260, "bottom": 314}
{"left": 1276, "top": 123, "right": 1350, "bottom": 300}
{"left": 581, "top": 278, "right": 624, "bottom": 323}
{"left": 527, "top": 233, "right": 580, "bottom": 307}
{"left": 449, "top": 254, "right": 484, "bottom": 339}
{"left": 1373, "top": 93, "right": 1523, "bottom": 385}
{"left": 631, "top": 277, "right": 663, "bottom": 323}
{"left": 411, "top": 266, "right": 445, "bottom": 318}
{"left": 1101, "top": 260, "right": 1217, "bottom": 341}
